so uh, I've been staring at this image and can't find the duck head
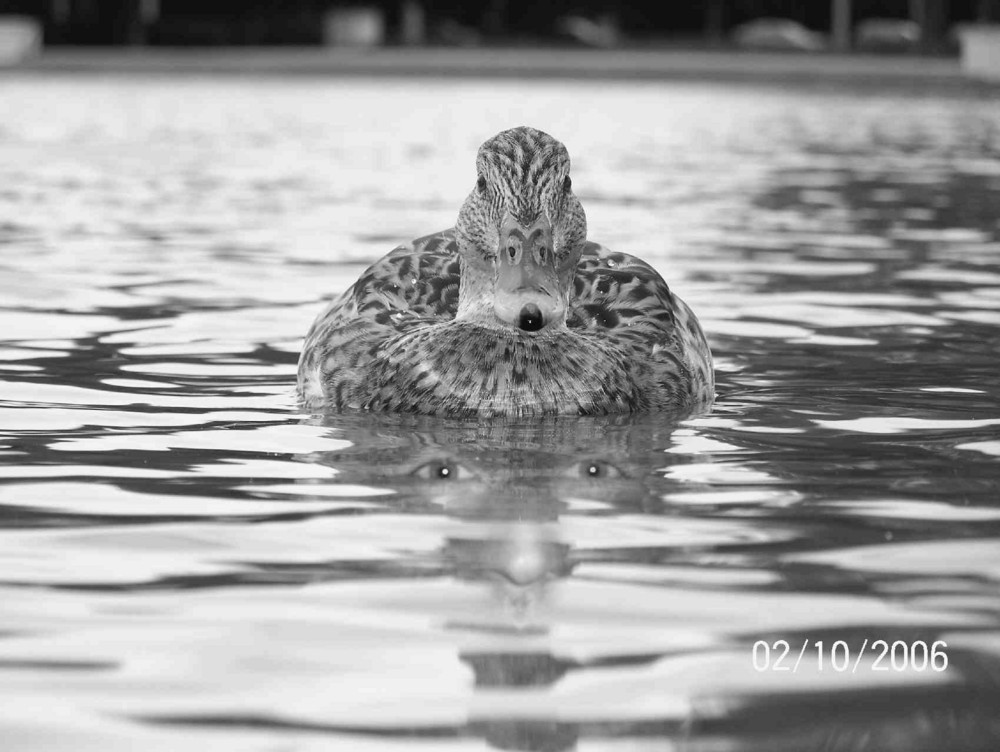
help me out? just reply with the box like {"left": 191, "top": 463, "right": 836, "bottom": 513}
{"left": 455, "top": 126, "right": 587, "bottom": 333}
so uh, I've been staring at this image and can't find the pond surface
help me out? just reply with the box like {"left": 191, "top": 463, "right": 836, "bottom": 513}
{"left": 1, "top": 75, "right": 999, "bottom": 751}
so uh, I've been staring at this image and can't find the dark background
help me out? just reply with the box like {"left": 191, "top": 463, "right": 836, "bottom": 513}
{"left": 3, "top": 0, "right": 997, "bottom": 48}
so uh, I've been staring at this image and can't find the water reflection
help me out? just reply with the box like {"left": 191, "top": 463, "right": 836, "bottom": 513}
{"left": 303, "top": 412, "right": 691, "bottom": 624}
{"left": 298, "top": 413, "right": 681, "bottom": 751}
{"left": 308, "top": 412, "right": 691, "bottom": 516}
{"left": 284, "top": 413, "right": 1000, "bottom": 751}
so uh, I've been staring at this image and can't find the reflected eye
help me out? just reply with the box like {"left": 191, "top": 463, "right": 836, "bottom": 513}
{"left": 563, "top": 175, "right": 572, "bottom": 192}
{"left": 476, "top": 175, "right": 488, "bottom": 193}
{"left": 412, "top": 460, "right": 473, "bottom": 481}
{"left": 578, "top": 460, "right": 623, "bottom": 480}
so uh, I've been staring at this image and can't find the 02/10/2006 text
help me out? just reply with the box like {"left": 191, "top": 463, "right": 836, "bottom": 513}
{"left": 751, "top": 639, "right": 948, "bottom": 673}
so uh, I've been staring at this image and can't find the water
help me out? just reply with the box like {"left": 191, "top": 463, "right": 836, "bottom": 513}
{"left": 1, "top": 74, "right": 999, "bottom": 751}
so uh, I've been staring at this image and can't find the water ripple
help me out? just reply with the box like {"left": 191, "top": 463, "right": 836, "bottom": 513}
{"left": 1, "top": 76, "right": 999, "bottom": 750}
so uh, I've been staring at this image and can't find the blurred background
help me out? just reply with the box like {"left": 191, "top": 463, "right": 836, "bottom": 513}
{"left": 0, "top": 0, "right": 998, "bottom": 53}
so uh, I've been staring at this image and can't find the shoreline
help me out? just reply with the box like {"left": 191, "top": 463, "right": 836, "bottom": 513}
{"left": 5, "top": 46, "right": 995, "bottom": 93}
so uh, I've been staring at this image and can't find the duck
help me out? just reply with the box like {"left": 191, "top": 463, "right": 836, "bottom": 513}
{"left": 298, "top": 126, "right": 714, "bottom": 417}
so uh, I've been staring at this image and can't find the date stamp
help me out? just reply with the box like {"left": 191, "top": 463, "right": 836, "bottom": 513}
{"left": 752, "top": 639, "right": 948, "bottom": 673}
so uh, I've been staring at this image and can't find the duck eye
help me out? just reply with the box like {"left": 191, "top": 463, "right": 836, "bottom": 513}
{"left": 563, "top": 175, "right": 572, "bottom": 192}
{"left": 476, "top": 175, "right": 488, "bottom": 193}
{"left": 579, "top": 460, "right": 622, "bottom": 479}
{"left": 412, "top": 459, "right": 472, "bottom": 481}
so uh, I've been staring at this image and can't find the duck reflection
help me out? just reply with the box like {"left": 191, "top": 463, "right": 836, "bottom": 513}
{"left": 303, "top": 411, "right": 687, "bottom": 752}
{"left": 305, "top": 411, "right": 690, "bottom": 620}
{"left": 307, "top": 410, "right": 688, "bottom": 519}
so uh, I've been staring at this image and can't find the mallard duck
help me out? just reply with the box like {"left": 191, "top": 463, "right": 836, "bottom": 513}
{"left": 298, "top": 126, "right": 714, "bottom": 416}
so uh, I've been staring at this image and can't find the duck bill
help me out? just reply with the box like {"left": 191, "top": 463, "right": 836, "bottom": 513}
{"left": 493, "top": 217, "right": 565, "bottom": 332}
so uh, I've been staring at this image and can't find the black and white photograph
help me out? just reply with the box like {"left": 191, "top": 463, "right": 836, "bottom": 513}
{"left": 1, "top": 1, "right": 999, "bottom": 750}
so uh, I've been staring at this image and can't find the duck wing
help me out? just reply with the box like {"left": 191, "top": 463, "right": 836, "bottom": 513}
{"left": 347, "top": 230, "right": 461, "bottom": 322}
{"left": 569, "top": 241, "right": 714, "bottom": 402}
{"left": 569, "top": 242, "right": 681, "bottom": 334}
{"left": 299, "top": 230, "right": 461, "bottom": 408}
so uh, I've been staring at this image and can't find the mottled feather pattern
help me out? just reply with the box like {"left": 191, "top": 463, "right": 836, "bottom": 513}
{"left": 478, "top": 129, "right": 565, "bottom": 228}
{"left": 299, "top": 229, "right": 714, "bottom": 416}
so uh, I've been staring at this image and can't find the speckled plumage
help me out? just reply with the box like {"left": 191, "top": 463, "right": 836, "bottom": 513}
{"left": 298, "top": 127, "right": 714, "bottom": 416}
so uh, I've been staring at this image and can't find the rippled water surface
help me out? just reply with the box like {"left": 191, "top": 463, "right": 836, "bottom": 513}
{"left": 2, "top": 75, "right": 1000, "bottom": 751}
